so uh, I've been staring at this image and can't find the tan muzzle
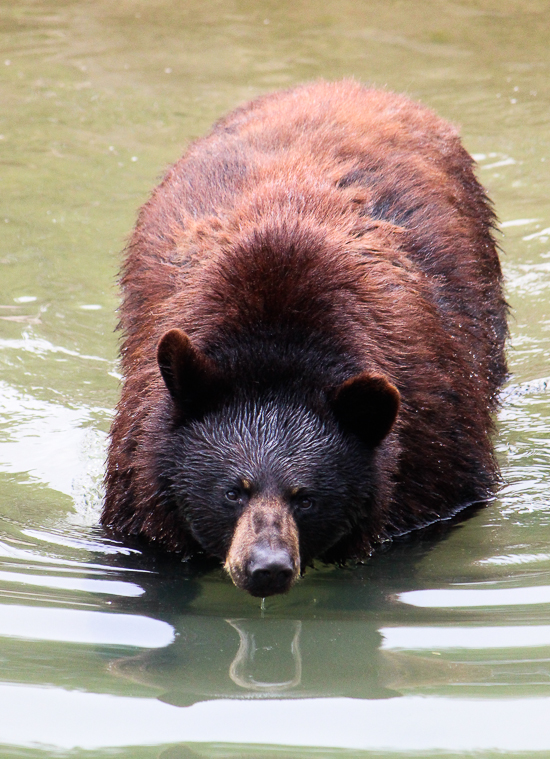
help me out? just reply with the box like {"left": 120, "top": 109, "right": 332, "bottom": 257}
{"left": 225, "top": 495, "right": 300, "bottom": 596}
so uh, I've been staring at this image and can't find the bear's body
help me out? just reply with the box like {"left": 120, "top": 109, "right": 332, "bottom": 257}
{"left": 102, "top": 81, "right": 507, "bottom": 596}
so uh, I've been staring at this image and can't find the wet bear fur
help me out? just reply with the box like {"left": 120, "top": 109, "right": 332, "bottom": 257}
{"left": 102, "top": 80, "right": 508, "bottom": 596}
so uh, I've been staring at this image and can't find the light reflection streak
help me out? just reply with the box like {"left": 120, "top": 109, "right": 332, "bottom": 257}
{"left": 381, "top": 625, "right": 550, "bottom": 650}
{"left": 0, "top": 539, "right": 145, "bottom": 570}
{"left": 21, "top": 529, "right": 141, "bottom": 556}
{"left": 0, "top": 570, "right": 143, "bottom": 596}
{"left": 0, "top": 684, "right": 549, "bottom": 751}
{"left": 398, "top": 585, "right": 550, "bottom": 607}
{"left": 0, "top": 605, "right": 173, "bottom": 647}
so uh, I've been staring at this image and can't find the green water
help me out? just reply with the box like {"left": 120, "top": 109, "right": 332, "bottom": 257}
{"left": 1, "top": 0, "right": 550, "bottom": 756}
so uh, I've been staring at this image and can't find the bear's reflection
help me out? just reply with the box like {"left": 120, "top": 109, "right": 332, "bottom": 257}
{"left": 227, "top": 618, "right": 302, "bottom": 692}
{"left": 111, "top": 612, "right": 395, "bottom": 705}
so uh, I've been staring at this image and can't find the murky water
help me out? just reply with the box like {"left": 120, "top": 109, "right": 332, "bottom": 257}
{"left": 2, "top": 0, "right": 550, "bottom": 756}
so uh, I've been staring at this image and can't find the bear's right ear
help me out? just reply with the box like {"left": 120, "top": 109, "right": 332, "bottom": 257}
{"left": 157, "top": 329, "right": 226, "bottom": 417}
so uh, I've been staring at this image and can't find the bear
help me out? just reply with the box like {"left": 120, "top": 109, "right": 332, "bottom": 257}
{"left": 102, "top": 80, "right": 508, "bottom": 597}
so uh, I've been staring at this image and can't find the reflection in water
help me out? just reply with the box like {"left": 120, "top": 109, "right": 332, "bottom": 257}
{"left": 227, "top": 619, "right": 302, "bottom": 692}
{"left": 399, "top": 584, "right": 550, "bottom": 607}
{"left": 0, "top": 604, "right": 174, "bottom": 647}
{"left": 2, "top": 682, "right": 550, "bottom": 753}
{"left": 381, "top": 624, "right": 550, "bottom": 650}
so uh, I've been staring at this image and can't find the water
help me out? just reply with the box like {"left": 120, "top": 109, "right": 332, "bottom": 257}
{"left": 1, "top": 0, "right": 550, "bottom": 756}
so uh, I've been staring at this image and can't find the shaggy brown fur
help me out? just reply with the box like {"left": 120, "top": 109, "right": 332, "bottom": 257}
{"left": 102, "top": 80, "right": 507, "bottom": 594}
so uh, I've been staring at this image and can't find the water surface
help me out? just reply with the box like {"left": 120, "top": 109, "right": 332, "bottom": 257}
{"left": 1, "top": 1, "right": 550, "bottom": 756}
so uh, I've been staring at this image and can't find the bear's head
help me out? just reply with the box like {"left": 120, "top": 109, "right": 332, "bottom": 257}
{"left": 157, "top": 328, "right": 400, "bottom": 597}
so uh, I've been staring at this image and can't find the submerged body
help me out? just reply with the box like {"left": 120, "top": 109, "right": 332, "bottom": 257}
{"left": 102, "top": 80, "right": 507, "bottom": 596}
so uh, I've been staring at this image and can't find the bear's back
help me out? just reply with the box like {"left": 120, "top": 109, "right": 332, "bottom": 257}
{"left": 125, "top": 80, "right": 506, "bottom": 391}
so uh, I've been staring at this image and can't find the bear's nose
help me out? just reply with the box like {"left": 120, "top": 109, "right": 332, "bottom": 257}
{"left": 248, "top": 546, "right": 295, "bottom": 596}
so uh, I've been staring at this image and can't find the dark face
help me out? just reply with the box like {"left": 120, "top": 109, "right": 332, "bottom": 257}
{"left": 165, "top": 398, "right": 373, "bottom": 596}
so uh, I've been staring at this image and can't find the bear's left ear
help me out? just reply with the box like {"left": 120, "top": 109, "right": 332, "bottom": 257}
{"left": 330, "top": 372, "right": 400, "bottom": 448}
{"left": 157, "top": 328, "right": 228, "bottom": 418}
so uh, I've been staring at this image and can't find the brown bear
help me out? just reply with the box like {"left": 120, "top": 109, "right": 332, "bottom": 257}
{"left": 102, "top": 80, "right": 508, "bottom": 597}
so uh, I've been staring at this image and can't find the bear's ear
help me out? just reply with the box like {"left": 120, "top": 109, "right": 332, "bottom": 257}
{"left": 330, "top": 372, "right": 400, "bottom": 448}
{"left": 157, "top": 329, "right": 226, "bottom": 417}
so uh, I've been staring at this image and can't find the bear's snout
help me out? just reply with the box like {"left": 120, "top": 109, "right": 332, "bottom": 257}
{"left": 224, "top": 495, "right": 300, "bottom": 597}
{"left": 248, "top": 545, "right": 295, "bottom": 597}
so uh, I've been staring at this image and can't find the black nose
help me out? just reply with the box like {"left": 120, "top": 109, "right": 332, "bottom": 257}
{"left": 247, "top": 546, "right": 295, "bottom": 596}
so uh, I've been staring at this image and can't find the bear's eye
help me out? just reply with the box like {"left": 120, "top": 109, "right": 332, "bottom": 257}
{"left": 225, "top": 489, "right": 241, "bottom": 502}
{"left": 296, "top": 494, "right": 314, "bottom": 511}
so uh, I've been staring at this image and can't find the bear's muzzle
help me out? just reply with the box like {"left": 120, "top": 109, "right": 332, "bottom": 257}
{"left": 224, "top": 495, "right": 300, "bottom": 597}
